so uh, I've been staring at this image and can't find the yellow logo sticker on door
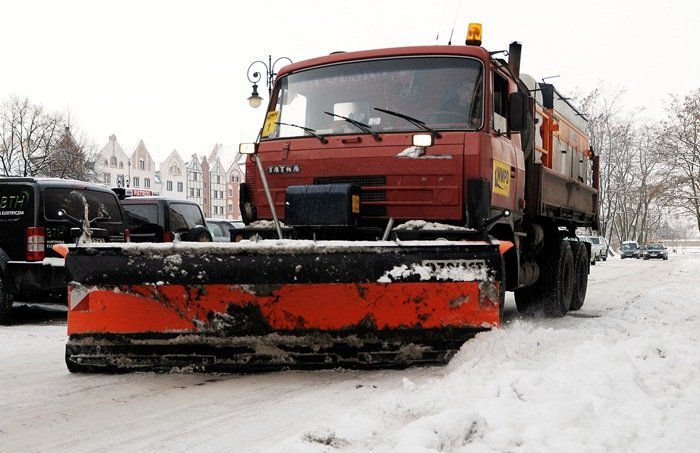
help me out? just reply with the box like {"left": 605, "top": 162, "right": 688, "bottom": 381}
{"left": 493, "top": 159, "right": 511, "bottom": 197}
{"left": 262, "top": 111, "right": 280, "bottom": 137}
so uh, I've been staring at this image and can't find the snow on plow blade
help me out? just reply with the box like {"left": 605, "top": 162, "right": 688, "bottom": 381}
{"left": 65, "top": 241, "right": 503, "bottom": 373}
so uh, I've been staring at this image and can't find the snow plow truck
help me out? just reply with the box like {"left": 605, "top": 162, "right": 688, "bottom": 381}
{"left": 65, "top": 24, "right": 599, "bottom": 373}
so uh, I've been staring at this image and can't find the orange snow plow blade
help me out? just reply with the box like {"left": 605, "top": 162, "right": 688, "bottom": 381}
{"left": 65, "top": 240, "right": 504, "bottom": 373}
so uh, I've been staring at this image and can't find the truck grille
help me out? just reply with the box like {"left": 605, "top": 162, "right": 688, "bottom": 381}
{"left": 313, "top": 175, "right": 386, "bottom": 186}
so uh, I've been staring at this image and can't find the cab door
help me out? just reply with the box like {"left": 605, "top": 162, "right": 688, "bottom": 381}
{"left": 488, "top": 69, "right": 525, "bottom": 212}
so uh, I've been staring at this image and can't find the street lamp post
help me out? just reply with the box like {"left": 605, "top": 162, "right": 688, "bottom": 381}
{"left": 246, "top": 55, "right": 292, "bottom": 108}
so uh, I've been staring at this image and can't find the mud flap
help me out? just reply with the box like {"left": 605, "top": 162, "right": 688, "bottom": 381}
{"left": 65, "top": 241, "right": 504, "bottom": 372}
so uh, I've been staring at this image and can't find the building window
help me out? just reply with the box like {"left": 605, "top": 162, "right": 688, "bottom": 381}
{"left": 167, "top": 181, "right": 173, "bottom": 191}
{"left": 133, "top": 177, "right": 140, "bottom": 187}
{"left": 138, "top": 159, "right": 145, "bottom": 170}
{"left": 110, "top": 156, "right": 117, "bottom": 167}
{"left": 216, "top": 175, "right": 221, "bottom": 184}
{"left": 196, "top": 189, "right": 201, "bottom": 197}
{"left": 189, "top": 188, "right": 194, "bottom": 197}
{"left": 228, "top": 203, "right": 233, "bottom": 213}
{"left": 232, "top": 174, "right": 239, "bottom": 183}
{"left": 103, "top": 173, "right": 111, "bottom": 184}
{"left": 144, "top": 178, "right": 150, "bottom": 188}
{"left": 104, "top": 159, "right": 109, "bottom": 166}
{"left": 193, "top": 173, "right": 198, "bottom": 181}
{"left": 177, "top": 182, "right": 183, "bottom": 192}
{"left": 119, "top": 161, "right": 124, "bottom": 169}
{"left": 228, "top": 188, "right": 233, "bottom": 196}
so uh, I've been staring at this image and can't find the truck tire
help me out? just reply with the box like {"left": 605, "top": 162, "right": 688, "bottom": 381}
{"left": 514, "top": 240, "right": 574, "bottom": 317}
{"left": 570, "top": 242, "right": 589, "bottom": 311}
{"left": 541, "top": 240, "right": 574, "bottom": 316}
{"left": 0, "top": 276, "right": 14, "bottom": 325}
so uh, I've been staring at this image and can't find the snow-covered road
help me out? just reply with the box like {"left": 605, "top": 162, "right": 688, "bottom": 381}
{"left": 1, "top": 253, "right": 699, "bottom": 452}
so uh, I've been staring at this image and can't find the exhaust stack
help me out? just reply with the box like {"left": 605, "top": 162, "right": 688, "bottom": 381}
{"left": 508, "top": 41, "right": 522, "bottom": 79}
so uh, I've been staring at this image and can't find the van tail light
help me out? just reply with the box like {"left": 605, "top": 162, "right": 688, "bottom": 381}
{"left": 26, "top": 227, "right": 46, "bottom": 261}
{"left": 124, "top": 228, "right": 130, "bottom": 243}
{"left": 163, "top": 230, "right": 174, "bottom": 242}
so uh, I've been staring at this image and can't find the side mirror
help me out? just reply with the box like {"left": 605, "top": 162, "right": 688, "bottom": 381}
{"left": 239, "top": 143, "right": 257, "bottom": 155}
{"left": 508, "top": 92, "right": 528, "bottom": 132}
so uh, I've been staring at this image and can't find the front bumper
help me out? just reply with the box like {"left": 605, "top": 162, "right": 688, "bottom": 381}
{"left": 645, "top": 253, "right": 667, "bottom": 259}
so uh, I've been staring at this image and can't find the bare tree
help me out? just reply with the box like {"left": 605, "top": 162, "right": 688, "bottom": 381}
{"left": 633, "top": 123, "right": 670, "bottom": 243}
{"left": 0, "top": 97, "right": 96, "bottom": 180}
{"left": 579, "top": 85, "right": 637, "bottom": 245}
{"left": 0, "top": 97, "right": 64, "bottom": 176}
{"left": 660, "top": 89, "right": 700, "bottom": 234}
{"left": 45, "top": 123, "right": 98, "bottom": 181}
{"left": 579, "top": 84, "right": 675, "bottom": 246}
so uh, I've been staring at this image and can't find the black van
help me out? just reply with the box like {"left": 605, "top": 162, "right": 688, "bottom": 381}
{"left": 0, "top": 177, "right": 127, "bottom": 323}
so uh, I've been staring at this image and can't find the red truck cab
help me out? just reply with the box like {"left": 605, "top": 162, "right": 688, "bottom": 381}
{"left": 242, "top": 44, "right": 526, "bottom": 234}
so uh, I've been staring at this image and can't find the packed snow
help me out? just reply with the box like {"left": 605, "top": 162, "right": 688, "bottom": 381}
{"left": 1, "top": 251, "right": 699, "bottom": 452}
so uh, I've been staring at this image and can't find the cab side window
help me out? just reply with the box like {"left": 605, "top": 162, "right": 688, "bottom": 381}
{"left": 492, "top": 72, "right": 509, "bottom": 134}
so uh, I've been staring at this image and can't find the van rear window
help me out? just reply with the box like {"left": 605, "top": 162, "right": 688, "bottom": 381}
{"left": 44, "top": 188, "right": 123, "bottom": 223}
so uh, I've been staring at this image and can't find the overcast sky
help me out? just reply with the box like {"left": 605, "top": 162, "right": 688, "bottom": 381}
{"left": 1, "top": 0, "right": 698, "bottom": 163}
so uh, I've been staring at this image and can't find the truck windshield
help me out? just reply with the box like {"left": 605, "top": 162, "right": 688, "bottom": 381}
{"left": 265, "top": 56, "right": 483, "bottom": 140}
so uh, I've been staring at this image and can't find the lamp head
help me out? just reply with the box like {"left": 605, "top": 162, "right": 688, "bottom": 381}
{"left": 247, "top": 83, "right": 263, "bottom": 108}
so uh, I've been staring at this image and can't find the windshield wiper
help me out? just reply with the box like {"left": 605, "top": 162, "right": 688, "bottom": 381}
{"left": 275, "top": 122, "right": 328, "bottom": 144}
{"left": 374, "top": 107, "right": 442, "bottom": 139}
{"left": 323, "top": 111, "right": 382, "bottom": 141}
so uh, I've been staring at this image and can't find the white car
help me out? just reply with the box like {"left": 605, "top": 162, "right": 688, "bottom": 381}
{"left": 576, "top": 236, "right": 597, "bottom": 265}
{"left": 588, "top": 235, "right": 608, "bottom": 261}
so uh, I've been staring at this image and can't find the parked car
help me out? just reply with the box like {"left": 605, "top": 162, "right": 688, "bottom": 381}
{"left": 576, "top": 236, "right": 597, "bottom": 265}
{"left": 638, "top": 245, "right": 646, "bottom": 259}
{"left": 620, "top": 240, "right": 640, "bottom": 259}
{"left": 205, "top": 219, "right": 243, "bottom": 242}
{"left": 592, "top": 235, "right": 608, "bottom": 261}
{"left": 0, "top": 177, "right": 128, "bottom": 323}
{"left": 579, "top": 235, "right": 607, "bottom": 262}
{"left": 117, "top": 193, "right": 211, "bottom": 242}
{"left": 643, "top": 243, "right": 668, "bottom": 260}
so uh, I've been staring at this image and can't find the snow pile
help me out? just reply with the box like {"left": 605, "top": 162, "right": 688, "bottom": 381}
{"left": 2, "top": 254, "right": 699, "bottom": 452}
{"left": 274, "top": 256, "right": 700, "bottom": 452}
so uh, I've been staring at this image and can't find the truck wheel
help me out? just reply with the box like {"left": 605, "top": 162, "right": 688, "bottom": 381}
{"left": 514, "top": 240, "right": 574, "bottom": 317}
{"left": 0, "top": 276, "right": 14, "bottom": 325}
{"left": 541, "top": 240, "right": 574, "bottom": 317}
{"left": 570, "top": 242, "right": 588, "bottom": 311}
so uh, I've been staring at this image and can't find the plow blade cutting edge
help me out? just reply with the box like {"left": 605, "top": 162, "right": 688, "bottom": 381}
{"left": 65, "top": 240, "right": 504, "bottom": 373}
